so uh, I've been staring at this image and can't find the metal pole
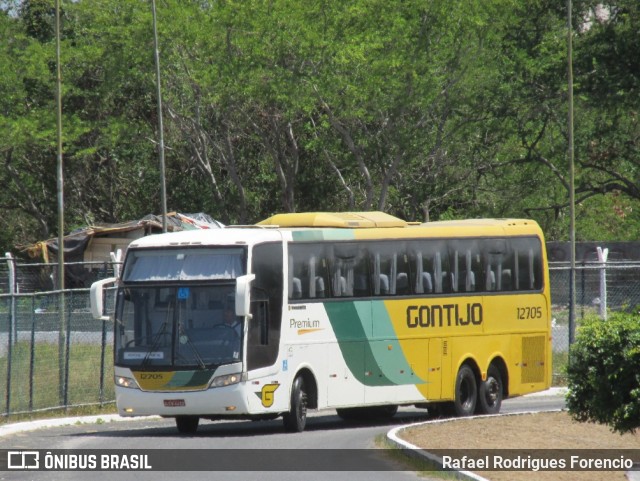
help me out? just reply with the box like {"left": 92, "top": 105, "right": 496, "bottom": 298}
{"left": 597, "top": 246, "right": 608, "bottom": 320}
{"left": 151, "top": 0, "right": 168, "bottom": 233}
{"left": 5, "top": 253, "right": 14, "bottom": 416}
{"left": 55, "top": 0, "right": 67, "bottom": 404}
{"left": 567, "top": 0, "right": 576, "bottom": 344}
{"left": 6, "top": 253, "right": 16, "bottom": 345}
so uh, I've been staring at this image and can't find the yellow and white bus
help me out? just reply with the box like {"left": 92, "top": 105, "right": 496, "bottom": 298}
{"left": 90, "top": 212, "right": 551, "bottom": 433}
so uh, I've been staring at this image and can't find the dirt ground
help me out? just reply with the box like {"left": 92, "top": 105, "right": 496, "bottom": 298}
{"left": 398, "top": 411, "right": 640, "bottom": 481}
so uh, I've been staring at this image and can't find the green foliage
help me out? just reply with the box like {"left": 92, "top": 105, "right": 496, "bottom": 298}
{"left": 0, "top": 0, "right": 639, "bottom": 253}
{"left": 566, "top": 312, "right": 640, "bottom": 434}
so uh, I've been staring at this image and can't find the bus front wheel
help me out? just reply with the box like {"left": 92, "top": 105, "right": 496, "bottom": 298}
{"left": 453, "top": 364, "right": 477, "bottom": 416}
{"left": 175, "top": 415, "right": 199, "bottom": 434}
{"left": 283, "top": 376, "right": 308, "bottom": 432}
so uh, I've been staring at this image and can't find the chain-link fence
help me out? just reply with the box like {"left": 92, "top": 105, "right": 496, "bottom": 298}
{"left": 1, "top": 255, "right": 118, "bottom": 417}
{"left": 2, "top": 255, "right": 640, "bottom": 417}
{"left": 0, "top": 290, "right": 114, "bottom": 416}
{"left": 549, "top": 262, "right": 640, "bottom": 353}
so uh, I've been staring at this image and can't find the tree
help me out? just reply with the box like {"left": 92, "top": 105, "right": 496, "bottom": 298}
{"left": 566, "top": 312, "right": 640, "bottom": 434}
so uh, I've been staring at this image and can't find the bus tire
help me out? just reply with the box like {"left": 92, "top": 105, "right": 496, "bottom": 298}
{"left": 375, "top": 404, "right": 398, "bottom": 418}
{"left": 175, "top": 415, "right": 199, "bottom": 434}
{"left": 477, "top": 365, "right": 503, "bottom": 415}
{"left": 283, "top": 376, "right": 308, "bottom": 432}
{"left": 453, "top": 364, "right": 477, "bottom": 416}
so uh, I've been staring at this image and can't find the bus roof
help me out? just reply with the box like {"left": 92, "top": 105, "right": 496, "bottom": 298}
{"left": 126, "top": 227, "right": 283, "bottom": 249}
{"left": 258, "top": 211, "right": 409, "bottom": 228}
{"left": 126, "top": 214, "right": 543, "bottom": 250}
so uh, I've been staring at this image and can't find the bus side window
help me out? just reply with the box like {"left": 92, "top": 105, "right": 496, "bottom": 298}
{"left": 483, "top": 239, "right": 508, "bottom": 292}
{"left": 315, "top": 275, "right": 326, "bottom": 298}
{"left": 313, "top": 255, "right": 329, "bottom": 299}
{"left": 291, "top": 277, "right": 302, "bottom": 299}
{"left": 511, "top": 238, "right": 543, "bottom": 291}
{"left": 331, "top": 243, "right": 370, "bottom": 298}
{"left": 289, "top": 243, "right": 329, "bottom": 300}
{"left": 251, "top": 291, "right": 269, "bottom": 345}
{"left": 396, "top": 272, "right": 409, "bottom": 295}
{"left": 501, "top": 269, "right": 513, "bottom": 290}
{"left": 288, "top": 252, "right": 305, "bottom": 300}
{"left": 396, "top": 252, "right": 411, "bottom": 295}
{"left": 422, "top": 272, "right": 433, "bottom": 293}
{"left": 450, "top": 242, "right": 479, "bottom": 293}
{"left": 409, "top": 245, "right": 433, "bottom": 294}
{"left": 371, "top": 246, "right": 392, "bottom": 296}
{"left": 485, "top": 268, "right": 496, "bottom": 291}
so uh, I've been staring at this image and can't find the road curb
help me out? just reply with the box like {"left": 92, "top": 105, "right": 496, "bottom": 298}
{"left": 386, "top": 388, "right": 568, "bottom": 480}
{"left": 0, "top": 414, "right": 159, "bottom": 438}
{"left": 388, "top": 410, "right": 566, "bottom": 480}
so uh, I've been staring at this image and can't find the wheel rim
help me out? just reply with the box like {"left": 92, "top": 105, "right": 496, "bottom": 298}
{"left": 484, "top": 377, "right": 500, "bottom": 407}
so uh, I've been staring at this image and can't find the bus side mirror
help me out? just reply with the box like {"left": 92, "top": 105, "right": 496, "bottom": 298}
{"left": 90, "top": 277, "right": 117, "bottom": 320}
{"left": 235, "top": 274, "right": 256, "bottom": 318}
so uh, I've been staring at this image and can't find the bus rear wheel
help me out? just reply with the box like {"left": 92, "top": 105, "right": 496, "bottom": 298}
{"left": 283, "top": 376, "right": 308, "bottom": 432}
{"left": 175, "top": 415, "right": 199, "bottom": 434}
{"left": 452, "top": 364, "right": 477, "bottom": 416}
{"left": 477, "top": 365, "right": 503, "bottom": 415}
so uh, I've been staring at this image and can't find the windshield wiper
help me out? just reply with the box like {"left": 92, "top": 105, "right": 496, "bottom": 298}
{"left": 177, "top": 323, "right": 207, "bottom": 370}
{"left": 141, "top": 317, "right": 171, "bottom": 369}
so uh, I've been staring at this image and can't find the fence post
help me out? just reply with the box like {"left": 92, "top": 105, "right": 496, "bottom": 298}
{"left": 4, "top": 253, "right": 14, "bottom": 416}
{"left": 29, "top": 296, "right": 36, "bottom": 412}
{"left": 6, "top": 253, "right": 16, "bottom": 346}
{"left": 99, "top": 314, "right": 107, "bottom": 406}
{"left": 64, "top": 290, "right": 72, "bottom": 410}
{"left": 597, "top": 247, "right": 608, "bottom": 320}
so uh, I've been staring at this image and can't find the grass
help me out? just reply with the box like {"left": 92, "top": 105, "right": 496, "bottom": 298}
{"left": 552, "top": 350, "right": 568, "bottom": 385}
{"left": 0, "top": 341, "right": 114, "bottom": 422}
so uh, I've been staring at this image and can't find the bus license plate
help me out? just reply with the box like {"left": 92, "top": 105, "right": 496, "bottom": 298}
{"left": 163, "top": 399, "right": 186, "bottom": 407}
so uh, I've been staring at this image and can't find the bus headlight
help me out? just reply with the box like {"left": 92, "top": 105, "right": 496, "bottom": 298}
{"left": 211, "top": 373, "right": 241, "bottom": 388}
{"left": 115, "top": 375, "right": 140, "bottom": 390}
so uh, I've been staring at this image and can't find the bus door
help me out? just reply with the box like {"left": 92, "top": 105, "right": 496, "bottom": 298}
{"left": 427, "top": 338, "right": 444, "bottom": 399}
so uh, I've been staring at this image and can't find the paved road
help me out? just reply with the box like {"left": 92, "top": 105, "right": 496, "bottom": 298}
{"left": 0, "top": 390, "right": 565, "bottom": 481}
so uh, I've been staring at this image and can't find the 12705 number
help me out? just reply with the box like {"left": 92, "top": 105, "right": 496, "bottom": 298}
{"left": 517, "top": 306, "right": 542, "bottom": 320}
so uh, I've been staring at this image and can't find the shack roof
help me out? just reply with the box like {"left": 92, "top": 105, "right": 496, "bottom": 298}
{"left": 21, "top": 212, "right": 223, "bottom": 262}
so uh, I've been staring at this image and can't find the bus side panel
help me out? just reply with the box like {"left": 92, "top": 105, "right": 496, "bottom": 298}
{"left": 327, "top": 341, "right": 365, "bottom": 407}
{"left": 481, "top": 292, "right": 551, "bottom": 396}
{"left": 509, "top": 333, "right": 551, "bottom": 396}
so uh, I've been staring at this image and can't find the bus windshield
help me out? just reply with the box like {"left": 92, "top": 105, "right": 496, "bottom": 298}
{"left": 123, "top": 247, "right": 244, "bottom": 282}
{"left": 114, "top": 284, "right": 243, "bottom": 369}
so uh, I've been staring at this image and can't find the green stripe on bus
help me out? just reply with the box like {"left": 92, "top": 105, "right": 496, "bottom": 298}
{"left": 165, "top": 370, "right": 214, "bottom": 388}
{"left": 370, "top": 301, "right": 427, "bottom": 384}
{"left": 325, "top": 301, "right": 422, "bottom": 386}
{"left": 292, "top": 229, "right": 355, "bottom": 241}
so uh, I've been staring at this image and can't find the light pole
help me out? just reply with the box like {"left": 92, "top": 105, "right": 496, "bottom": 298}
{"left": 151, "top": 0, "right": 168, "bottom": 233}
{"left": 55, "top": 0, "right": 67, "bottom": 406}
{"left": 567, "top": 0, "right": 576, "bottom": 344}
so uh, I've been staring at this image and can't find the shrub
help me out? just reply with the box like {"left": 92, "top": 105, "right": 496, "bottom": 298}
{"left": 566, "top": 311, "right": 640, "bottom": 434}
